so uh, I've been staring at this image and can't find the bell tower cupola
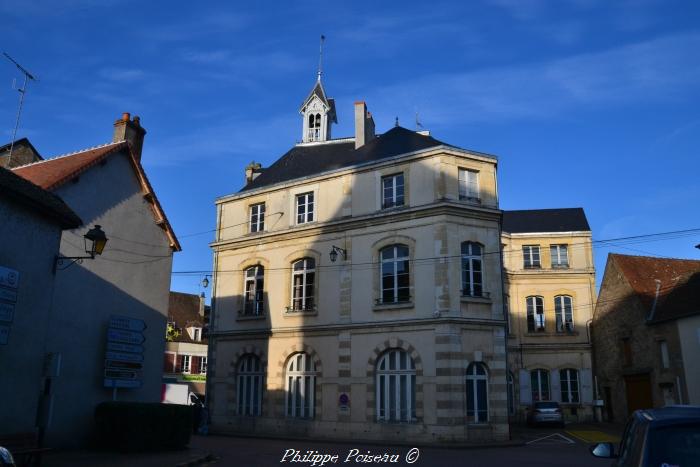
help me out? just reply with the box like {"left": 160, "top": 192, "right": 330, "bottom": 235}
{"left": 300, "top": 35, "right": 337, "bottom": 143}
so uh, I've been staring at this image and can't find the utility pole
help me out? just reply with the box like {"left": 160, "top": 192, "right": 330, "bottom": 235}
{"left": 3, "top": 52, "right": 37, "bottom": 167}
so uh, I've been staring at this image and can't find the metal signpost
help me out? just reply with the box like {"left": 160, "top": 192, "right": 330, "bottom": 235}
{"left": 0, "top": 266, "right": 20, "bottom": 345}
{"left": 104, "top": 315, "right": 146, "bottom": 398}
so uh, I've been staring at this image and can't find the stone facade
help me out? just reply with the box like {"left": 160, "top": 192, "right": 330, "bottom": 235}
{"left": 502, "top": 215, "right": 597, "bottom": 422}
{"left": 592, "top": 254, "right": 699, "bottom": 422}
{"left": 208, "top": 85, "right": 508, "bottom": 442}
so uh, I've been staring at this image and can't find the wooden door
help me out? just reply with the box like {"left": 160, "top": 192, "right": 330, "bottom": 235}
{"left": 624, "top": 373, "right": 653, "bottom": 415}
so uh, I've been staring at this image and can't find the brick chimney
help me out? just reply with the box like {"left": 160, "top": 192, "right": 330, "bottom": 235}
{"left": 354, "top": 101, "right": 375, "bottom": 149}
{"left": 113, "top": 112, "right": 147, "bottom": 161}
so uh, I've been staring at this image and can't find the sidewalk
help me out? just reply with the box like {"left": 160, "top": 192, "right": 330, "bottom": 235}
{"left": 42, "top": 440, "right": 212, "bottom": 467}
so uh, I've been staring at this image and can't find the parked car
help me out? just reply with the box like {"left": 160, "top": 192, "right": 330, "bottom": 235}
{"left": 526, "top": 401, "right": 564, "bottom": 427}
{"left": 590, "top": 406, "right": 700, "bottom": 466}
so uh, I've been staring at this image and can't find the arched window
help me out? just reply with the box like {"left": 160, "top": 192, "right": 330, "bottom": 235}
{"left": 554, "top": 295, "right": 574, "bottom": 332}
{"left": 461, "top": 242, "right": 483, "bottom": 297}
{"left": 243, "top": 265, "right": 264, "bottom": 316}
{"left": 560, "top": 368, "right": 579, "bottom": 403}
{"left": 237, "top": 354, "right": 263, "bottom": 416}
{"left": 466, "top": 362, "right": 489, "bottom": 423}
{"left": 291, "top": 258, "right": 315, "bottom": 312}
{"left": 379, "top": 245, "right": 410, "bottom": 304}
{"left": 526, "top": 296, "right": 545, "bottom": 332}
{"left": 531, "top": 369, "right": 550, "bottom": 401}
{"left": 376, "top": 349, "right": 416, "bottom": 422}
{"left": 285, "top": 353, "right": 316, "bottom": 418}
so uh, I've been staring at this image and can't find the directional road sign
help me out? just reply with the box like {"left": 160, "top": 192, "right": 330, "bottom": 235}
{"left": 104, "top": 378, "right": 142, "bottom": 389}
{"left": 107, "top": 328, "right": 145, "bottom": 345}
{"left": 106, "top": 351, "right": 144, "bottom": 363}
{"left": 0, "top": 266, "right": 19, "bottom": 289}
{"left": 0, "top": 302, "right": 14, "bottom": 323}
{"left": 107, "top": 342, "right": 144, "bottom": 354}
{"left": 109, "top": 315, "right": 146, "bottom": 332}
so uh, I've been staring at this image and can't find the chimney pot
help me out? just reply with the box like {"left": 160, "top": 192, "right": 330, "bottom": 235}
{"left": 113, "top": 112, "right": 147, "bottom": 161}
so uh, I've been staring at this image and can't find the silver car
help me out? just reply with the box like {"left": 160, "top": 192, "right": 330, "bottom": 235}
{"left": 527, "top": 401, "right": 564, "bottom": 427}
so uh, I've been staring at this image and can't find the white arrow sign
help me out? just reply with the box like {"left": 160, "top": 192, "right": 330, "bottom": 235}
{"left": 109, "top": 315, "right": 146, "bottom": 332}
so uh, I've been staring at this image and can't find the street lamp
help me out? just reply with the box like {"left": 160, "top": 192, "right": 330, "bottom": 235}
{"left": 329, "top": 245, "right": 347, "bottom": 262}
{"left": 201, "top": 275, "right": 211, "bottom": 288}
{"left": 54, "top": 225, "right": 109, "bottom": 272}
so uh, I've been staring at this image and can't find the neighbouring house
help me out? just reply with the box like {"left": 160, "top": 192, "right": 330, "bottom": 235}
{"left": 592, "top": 254, "right": 700, "bottom": 422}
{"left": 0, "top": 167, "right": 81, "bottom": 438}
{"left": 208, "top": 74, "right": 510, "bottom": 443}
{"left": 8, "top": 113, "right": 181, "bottom": 447}
{"left": 501, "top": 209, "right": 597, "bottom": 422}
{"left": 164, "top": 291, "right": 209, "bottom": 397}
{"left": 0, "top": 137, "right": 42, "bottom": 169}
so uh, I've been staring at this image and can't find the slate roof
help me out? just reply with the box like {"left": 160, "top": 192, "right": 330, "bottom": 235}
{"left": 0, "top": 166, "right": 82, "bottom": 228}
{"left": 168, "top": 291, "right": 209, "bottom": 344}
{"left": 240, "top": 126, "right": 454, "bottom": 192}
{"left": 611, "top": 254, "right": 700, "bottom": 324}
{"left": 12, "top": 142, "right": 181, "bottom": 251}
{"left": 502, "top": 208, "right": 590, "bottom": 233}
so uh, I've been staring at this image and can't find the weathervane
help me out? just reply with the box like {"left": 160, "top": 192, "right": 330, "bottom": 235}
{"left": 317, "top": 34, "right": 325, "bottom": 81}
{"left": 3, "top": 52, "right": 37, "bottom": 166}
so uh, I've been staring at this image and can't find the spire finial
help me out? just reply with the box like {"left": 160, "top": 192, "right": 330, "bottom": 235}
{"left": 395, "top": 116, "right": 399, "bottom": 127}
{"left": 317, "top": 34, "right": 325, "bottom": 82}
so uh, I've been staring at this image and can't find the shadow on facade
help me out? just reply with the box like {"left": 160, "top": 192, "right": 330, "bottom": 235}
{"left": 209, "top": 133, "right": 510, "bottom": 443}
{"left": 591, "top": 272, "right": 698, "bottom": 423}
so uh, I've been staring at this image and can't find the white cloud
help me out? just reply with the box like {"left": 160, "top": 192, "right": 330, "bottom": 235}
{"left": 351, "top": 32, "right": 700, "bottom": 126}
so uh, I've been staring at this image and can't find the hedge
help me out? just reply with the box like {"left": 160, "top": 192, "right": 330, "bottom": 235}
{"left": 95, "top": 401, "right": 193, "bottom": 451}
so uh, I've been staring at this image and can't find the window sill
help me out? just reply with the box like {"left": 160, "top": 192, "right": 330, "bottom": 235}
{"left": 459, "top": 196, "right": 481, "bottom": 204}
{"left": 236, "top": 314, "right": 266, "bottom": 321}
{"left": 380, "top": 204, "right": 407, "bottom": 212}
{"left": 284, "top": 308, "right": 318, "bottom": 317}
{"left": 525, "top": 331, "right": 580, "bottom": 337}
{"left": 551, "top": 265, "right": 570, "bottom": 270}
{"left": 460, "top": 295, "right": 492, "bottom": 304}
{"left": 373, "top": 302, "right": 414, "bottom": 312}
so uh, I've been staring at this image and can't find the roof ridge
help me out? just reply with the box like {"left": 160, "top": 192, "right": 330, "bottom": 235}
{"left": 612, "top": 253, "right": 700, "bottom": 263}
{"left": 13, "top": 140, "right": 125, "bottom": 169}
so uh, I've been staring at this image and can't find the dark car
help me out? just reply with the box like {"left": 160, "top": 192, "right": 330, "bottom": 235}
{"left": 526, "top": 401, "right": 564, "bottom": 427}
{"left": 590, "top": 406, "right": 700, "bottom": 466}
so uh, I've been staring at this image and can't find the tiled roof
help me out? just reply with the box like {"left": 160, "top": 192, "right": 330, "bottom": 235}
{"left": 0, "top": 166, "right": 81, "bottom": 228}
{"left": 240, "top": 126, "right": 455, "bottom": 192}
{"left": 168, "top": 291, "right": 209, "bottom": 344}
{"left": 612, "top": 254, "right": 700, "bottom": 323}
{"left": 12, "top": 142, "right": 125, "bottom": 190}
{"left": 502, "top": 208, "right": 590, "bottom": 233}
{"left": 12, "top": 142, "right": 181, "bottom": 251}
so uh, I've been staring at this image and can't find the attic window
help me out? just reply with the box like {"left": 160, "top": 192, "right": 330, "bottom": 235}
{"left": 193, "top": 328, "right": 201, "bottom": 342}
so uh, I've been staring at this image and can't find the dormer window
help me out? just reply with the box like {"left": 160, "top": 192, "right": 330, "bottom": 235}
{"left": 193, "top": 328, "right": 201, "bottom": 342}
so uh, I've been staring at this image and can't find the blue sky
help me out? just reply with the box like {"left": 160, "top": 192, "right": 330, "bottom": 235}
{"left": 2, "top": 0, "right": 699, "bottom": 298}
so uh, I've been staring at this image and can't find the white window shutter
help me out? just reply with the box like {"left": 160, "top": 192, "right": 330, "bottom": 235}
{"left": 580, "top": 369, "right": 593, "bottom": 403}
{"left": 519, "top": 369, "right": 531, "bottom": 405}
{"left": 551, "top": 370, "right": 561, "bottom": 402}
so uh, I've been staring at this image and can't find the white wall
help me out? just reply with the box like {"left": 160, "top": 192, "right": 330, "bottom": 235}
{"left": 46, "top": 151, "right": 174, "bottom": 447}
{"left": 678, "top": 314, "right": 700, "bottom": 405}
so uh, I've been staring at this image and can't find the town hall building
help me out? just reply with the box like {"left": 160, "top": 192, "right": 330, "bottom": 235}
{"left": 207, "top": 71, "right": 596, "bottom": 442}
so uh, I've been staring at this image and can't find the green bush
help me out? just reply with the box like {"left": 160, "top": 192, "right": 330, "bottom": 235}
{"left": 95, "top": 401, "right": 193, "bottom": 451}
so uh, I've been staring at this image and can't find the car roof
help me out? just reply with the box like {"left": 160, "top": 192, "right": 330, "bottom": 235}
{"left": 636, "top": 406, "right": 700, "bottom": 423}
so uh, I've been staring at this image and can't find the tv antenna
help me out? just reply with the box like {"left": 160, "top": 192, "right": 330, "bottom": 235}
{"left": 3, "top": 52, "right": 37, "bottom": 166}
